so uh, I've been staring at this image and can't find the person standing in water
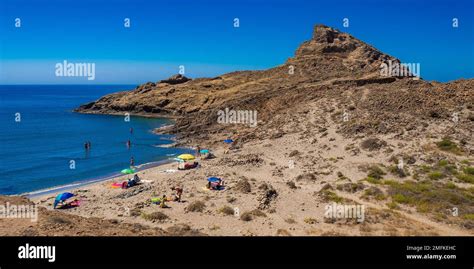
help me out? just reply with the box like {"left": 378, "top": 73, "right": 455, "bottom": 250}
{"left": 126, "top": 139, "right": 131, "bottom": 149}
{"left": 84, "top": 142, "right": 89, "bottom": 151}
{"left": 130, "top": 127, "right": 133, "bottom": 135}
{"left": 130, "top": 156, "right": 135, "bottom": 167}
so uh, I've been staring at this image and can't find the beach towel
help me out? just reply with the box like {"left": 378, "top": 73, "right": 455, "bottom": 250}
{"left": 111, "top": 183, "right": 123, "bottom": 188}
{"left": 151, "top": 197, "right": 172, "bottom": 204}
{"left": 57, "top": 199, "right": 81, "bottom": 209}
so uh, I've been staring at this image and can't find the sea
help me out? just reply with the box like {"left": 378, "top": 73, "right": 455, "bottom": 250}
{"left": 0, "top": 85, "right": 190, "bottom": 195}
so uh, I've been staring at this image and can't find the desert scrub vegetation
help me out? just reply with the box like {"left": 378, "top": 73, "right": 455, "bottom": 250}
{"left": 186, "top": 200, "right": 206, "bottom": 212}
{"left": 336, "top": 182, "right": 365, "bottom": 193}
{"left": 218, "top": 205, "right": 235, "bottom": 216}
{"left": 414, "top": 160, "right": 468, "bottom": 183}
{"left": 387, "top": 165, "right": 409, "bottom": 178}
{"left": 428, "top": 171, "right": 445, "bottom": 180}
{"left": 129, "top": 208, "right": 142, "bottom": 217}
{"left": 384, "top": 180, "right": 474, "bottom": 227}
{"left": 304, "top": 217, "right": 318, "bottom": 224}
{"left": 362, "top": 186, "right": 385, "bottom": 201}
{"left": 235, "top": 178, "right": 252, "bottom": 193}
{"left": 456, "top": 166, "right": 474, "bottom": 184}
{"left": 141, "top": 211, "right": 169, "bottom": 222}
{"left": 240, "top": 212, "right": 253, "bottom": 221}
{"left": 239, "top": 209, "right": 267, "bottom": 221}
{"left": 319, "top": 189, "right": 344, "bottom": 203}
{"left": 360, "top": 138, "right": 387, "bottom": 151}
{"left": 367, "top": 165, "right": 386, "bottom": 180}
{"left": 436, "top": 137, "right": 463, "bottom": 155}
{"left": 414, "top": 159, "right": 474, "bottom": 184}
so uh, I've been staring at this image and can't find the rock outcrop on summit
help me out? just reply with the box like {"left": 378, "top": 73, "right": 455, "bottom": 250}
{"left": 75, "top": 24, "right": 473, "bottom": 146}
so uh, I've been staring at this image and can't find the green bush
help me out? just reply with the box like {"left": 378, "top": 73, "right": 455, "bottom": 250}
{"left": 428, "top": 171, "right": 444, "bottom": 180}
{"left": 436, "top": 138, "right": 462, "bottom": 155}
{"left": 456, "top": 173, "right": 474, "bottom": 184}
{"left": 464, "top": 166, "right": 474, "bottom": 175}
{"left": 392, "top": 193, "right": 412, "bottom": 204}
{"left": 368, "top": 165, "right": 386, "bottom": 179}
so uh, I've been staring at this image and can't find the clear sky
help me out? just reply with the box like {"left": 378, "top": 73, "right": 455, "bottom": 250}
{"left": 0, "top": 0, "right": 473, "bottom": 84}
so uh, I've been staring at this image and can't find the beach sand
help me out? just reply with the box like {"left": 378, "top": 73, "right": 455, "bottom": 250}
{"left": 30, "top": 121, "right": 473, "bottom": 236}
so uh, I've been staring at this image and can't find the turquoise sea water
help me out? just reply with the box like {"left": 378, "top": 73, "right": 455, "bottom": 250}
{"left": 0, "top": 85, "right": 189, "bottom": 195}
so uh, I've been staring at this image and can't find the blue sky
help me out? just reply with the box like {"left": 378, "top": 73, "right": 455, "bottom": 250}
{"left": 0, "top": 0, "right": 473, "bottom": 84}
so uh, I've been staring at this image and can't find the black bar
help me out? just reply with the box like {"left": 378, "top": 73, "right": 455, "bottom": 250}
{"left": 0, "top": 236, "right": 472, "bottom": 266}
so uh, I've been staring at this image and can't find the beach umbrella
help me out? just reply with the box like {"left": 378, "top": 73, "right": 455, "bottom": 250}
{"left": 121, "top": 168, "right": 136, "bottom": 174}
{"left": 200, "top": 149, "right": 209, "bottom": 154}
{"left": 223, "top": 139, "right": 233, "bottom": 144}
{"left": 54, "top": 192, "right": 74, "bottom": 209}
{"left": 207, "top": 177, "right": 221, "bottom": 182}
{"left": 177, "top": 154, "right": 195, "bottom": 161}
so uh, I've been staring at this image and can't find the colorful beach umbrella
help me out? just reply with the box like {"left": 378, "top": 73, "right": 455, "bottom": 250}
{"left": 207, "top": 177, "right": 221, "bottom": 182}
{"left": 177, "top": 154, "right": 195, "bottom": 161}
{"left": 121, "top": 168, "right": 136, "bottom": 174}
{"left": 200, "top": 149, "right": 209, "bottom": 154}
{"left": 54, "top": 192, "right": 74, "bottom": 209}
{"left": 224, "top": 139, "right": 233, "bottom": 144}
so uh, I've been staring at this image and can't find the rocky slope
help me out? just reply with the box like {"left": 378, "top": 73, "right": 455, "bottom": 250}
{"left": 75, "top": 25, "right": 473, "bottom": 146}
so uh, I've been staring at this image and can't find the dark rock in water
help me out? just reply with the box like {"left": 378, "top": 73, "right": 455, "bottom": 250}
{"left": 159, "top": 74, "right": 191, "bottom": 85}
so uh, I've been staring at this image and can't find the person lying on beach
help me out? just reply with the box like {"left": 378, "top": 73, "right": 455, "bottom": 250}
{"left": 207, "top": 179, "right": 224, "bottom": 190}
{"left": 125, "top": 174, "right": 141, "bottom": 188}
{"left": 57, "top": 199, "right": 80, "bottom": 209}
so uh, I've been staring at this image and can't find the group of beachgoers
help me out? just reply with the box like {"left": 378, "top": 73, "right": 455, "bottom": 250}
{"left": 62, "top": 135, "right": 234, "bottom": 212}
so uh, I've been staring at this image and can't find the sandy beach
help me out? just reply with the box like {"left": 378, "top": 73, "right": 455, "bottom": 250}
{"left": 30, "top": 119, "right": 474, "bottom": 236}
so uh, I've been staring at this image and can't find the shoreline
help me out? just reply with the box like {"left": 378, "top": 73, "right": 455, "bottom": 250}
{"left": 74, "top": 110, "right": 180, "bottom": 120}
{"left": 24, "top": 158, "right": 177, "bottom": 199}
